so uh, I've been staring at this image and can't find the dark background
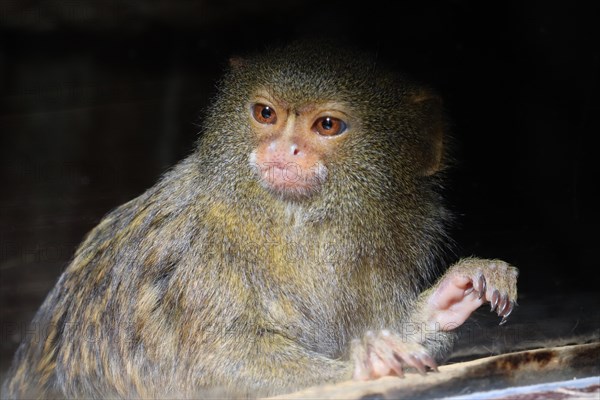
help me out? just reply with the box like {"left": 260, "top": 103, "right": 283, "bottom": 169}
{"left": 1, "top": 0, "right": 598, "bottom": 379}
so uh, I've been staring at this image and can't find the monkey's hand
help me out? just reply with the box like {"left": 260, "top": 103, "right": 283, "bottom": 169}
{"left": 351, "top": 330, "right": 438, "bottom": 380}
{"left": 425, "top": 258, "right": 518, "bottom": 330}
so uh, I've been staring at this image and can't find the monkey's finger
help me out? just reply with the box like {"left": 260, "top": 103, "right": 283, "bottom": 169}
{"left": 382, "top": 353, "right": 405, "bottom": 378}
{"left": 369, "top": 352, "right": 391, "bottom": 379}
{"left": 406, "top": 353, "right": 428, "bottom": 375}
{"left": 371, "top": 333, "right": 405, "bottom": 378}
{"left": 351, "top": 339, "right": 371, "bottom": 380}
{"left": 352, "top": 363, "right": 371, "bottom": 380}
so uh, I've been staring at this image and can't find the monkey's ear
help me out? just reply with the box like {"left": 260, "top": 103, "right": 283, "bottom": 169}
{"left": 410, "top": 91, "right": 445, "bottom": 176}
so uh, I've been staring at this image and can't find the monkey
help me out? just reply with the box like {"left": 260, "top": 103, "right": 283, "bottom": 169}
{"left": 1, "top": 41, "right": 518, "bottom": 399}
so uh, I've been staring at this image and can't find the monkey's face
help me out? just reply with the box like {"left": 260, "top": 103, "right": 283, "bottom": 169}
{"left": 203, "top": 42, "right": 446, "bottom": 207}
{"left": 247, "top": 89, "right": 353, "bottom": 201}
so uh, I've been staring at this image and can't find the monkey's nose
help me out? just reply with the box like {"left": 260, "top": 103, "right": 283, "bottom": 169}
{"left": 267, "top": 140, "right": 302, "bottom": 158}
{"left": 290, "top": 144, "right": 301, "bottom": 156}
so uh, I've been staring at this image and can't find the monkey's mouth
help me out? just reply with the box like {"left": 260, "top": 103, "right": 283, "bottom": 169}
{"left": 251, "top": 161, "right": 328, "bottom": 201}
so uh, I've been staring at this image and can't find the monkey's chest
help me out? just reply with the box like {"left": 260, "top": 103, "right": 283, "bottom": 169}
{"left": 233, "top": 240, "right": 353, "bottom": 355}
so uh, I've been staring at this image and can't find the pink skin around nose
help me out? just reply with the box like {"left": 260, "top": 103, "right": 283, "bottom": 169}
{"left": 255, "top": 136, "right": 321, "bottom": 191}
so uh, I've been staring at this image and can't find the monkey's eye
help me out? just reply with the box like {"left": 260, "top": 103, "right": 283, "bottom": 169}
{"left": 252, "top": 104, "right": 277, "bottom": 124}
{"left": 313, "top": 117, "right": 347, "bottom": 136}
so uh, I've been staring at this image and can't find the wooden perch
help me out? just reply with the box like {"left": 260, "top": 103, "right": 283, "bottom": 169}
{"left": 268, "top": 342, "right": 600, "bottom": 400}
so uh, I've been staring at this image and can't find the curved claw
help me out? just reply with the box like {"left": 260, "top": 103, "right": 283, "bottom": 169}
{"left": 499, "top": 298, "right": 513, "bottom": 317}
{"left": 490, "top": 289, "right": 500, "bottom": 311}
{"left": 501, "top": 300, "right": 515, "bottom": 319}
{"left": 497, "top": 294, "right": 509, "bottom": 316}
{"left": 506, "top": 301, "right": 515, "bottom": 317}
{"left": 420, "top": 352, "right": 439, "bottom": 372}
{"left": 477, "top": 275, "right": 486, "bottom": 299}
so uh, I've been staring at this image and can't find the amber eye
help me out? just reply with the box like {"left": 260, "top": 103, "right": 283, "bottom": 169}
{"left": 252, "top": 104, "right": 277, "bottom": 124}
{"left": 313, "top": 116, "right": 347, "bottom": 136}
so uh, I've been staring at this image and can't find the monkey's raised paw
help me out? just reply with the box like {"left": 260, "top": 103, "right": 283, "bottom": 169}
{"left": 427, "top": 258, "right": 518, "bottom": 330}
{"left": 351, "top": 330, "right": 438, "bottom": 380}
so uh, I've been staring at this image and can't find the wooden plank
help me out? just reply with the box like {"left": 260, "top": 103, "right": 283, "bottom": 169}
{"left": 269, "top": 342, "right": 600, "bottom": 400}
